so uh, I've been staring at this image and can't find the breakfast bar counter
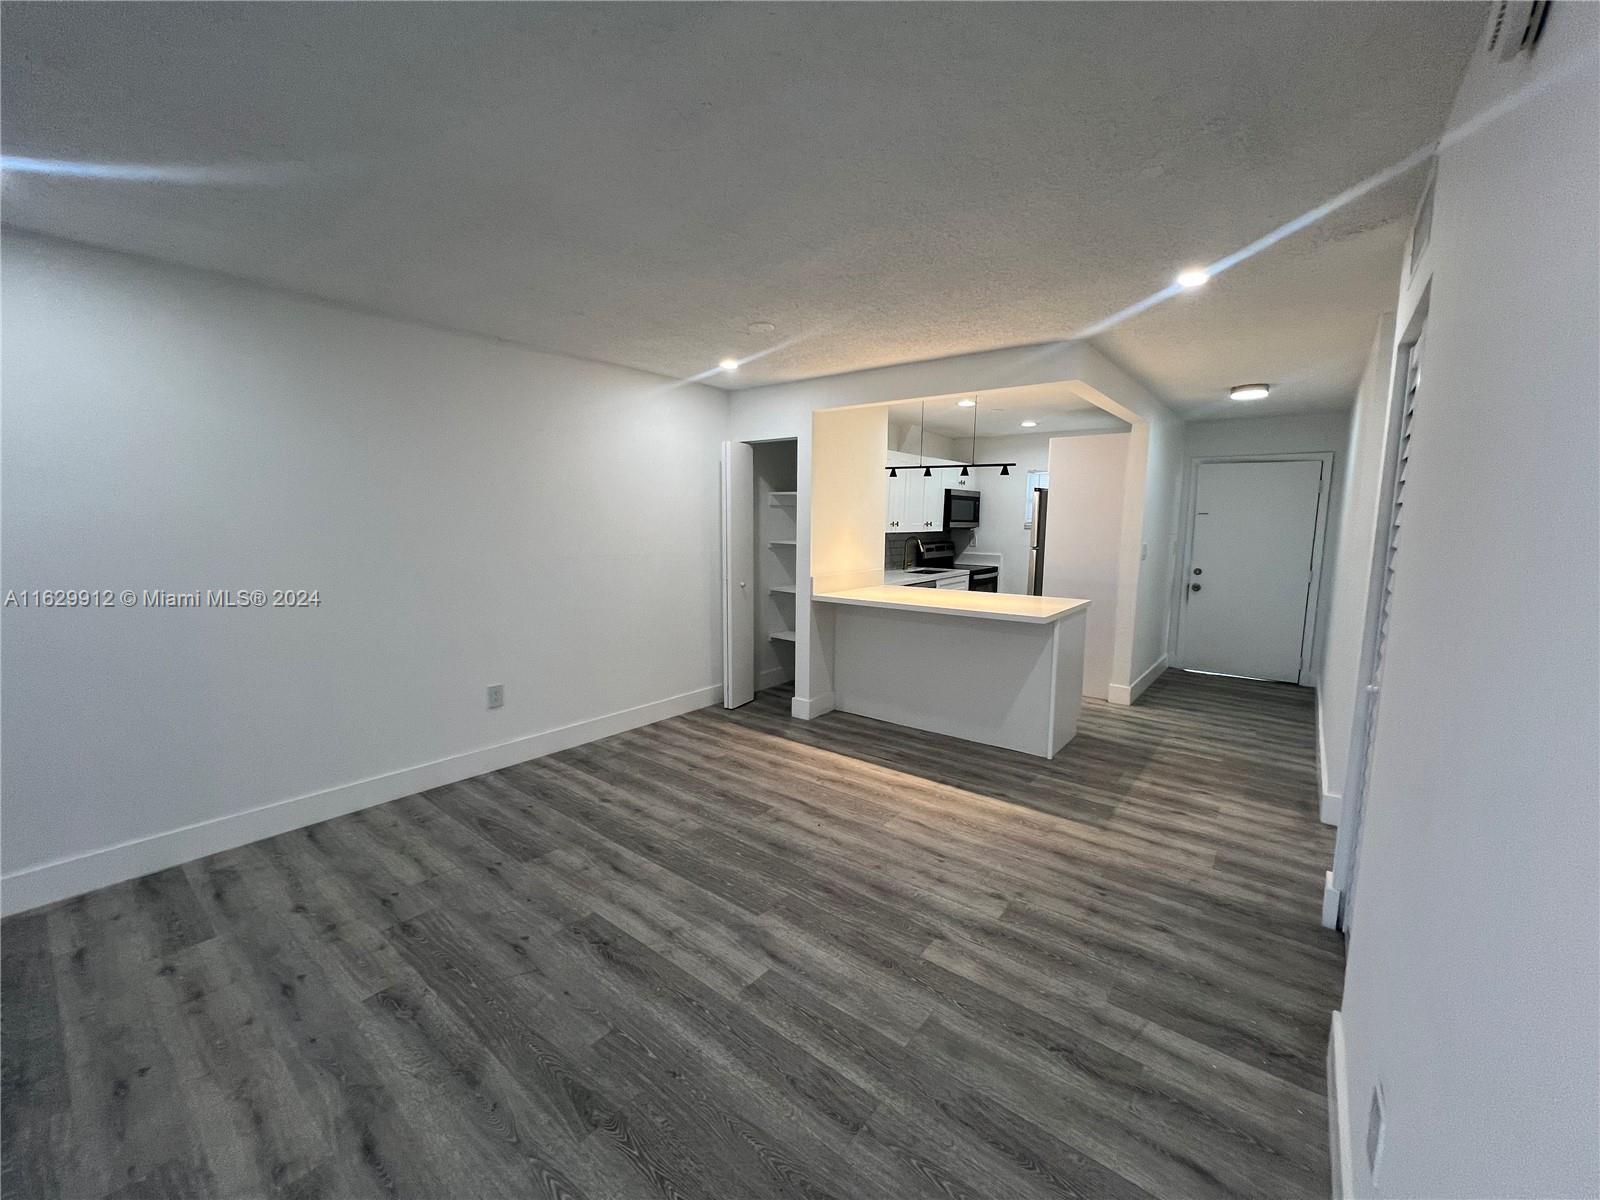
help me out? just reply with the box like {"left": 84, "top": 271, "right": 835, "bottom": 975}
{"left": 811, "top": 587, "right": 1090, "bottom": 758}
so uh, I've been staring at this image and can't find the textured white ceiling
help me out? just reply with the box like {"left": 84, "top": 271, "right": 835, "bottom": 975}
{"left": 1, "top": 3, "right": 1484, "bottom": 412}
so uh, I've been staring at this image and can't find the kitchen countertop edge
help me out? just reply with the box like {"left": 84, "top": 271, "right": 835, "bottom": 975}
{"left": 812, "top": 586, "right": 1091, "bottom": 625}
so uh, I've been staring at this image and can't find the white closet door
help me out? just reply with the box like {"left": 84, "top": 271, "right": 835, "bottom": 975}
{"left": 721, "top": 441, "right": 755, "bottom": 709}
{"left": 1344, "top": 330, "right": 1424, "bottom": 926}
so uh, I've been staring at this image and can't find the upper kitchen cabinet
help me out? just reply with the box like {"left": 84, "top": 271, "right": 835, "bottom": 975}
{"left": 885, "top": 453, "right": 914, "bottom": 532}
{"left": 885, "top": 452, "right": 950, "bottom": 533}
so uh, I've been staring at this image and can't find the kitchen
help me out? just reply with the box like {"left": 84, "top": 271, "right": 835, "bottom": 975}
{"left": 878, "top": 386, "right": 1127, "bottom": 599}
{"left": 724, "top": 379, "right": 1141, "bottom": 761}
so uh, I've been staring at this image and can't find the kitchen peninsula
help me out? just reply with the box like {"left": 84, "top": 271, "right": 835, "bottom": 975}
{"left": 811, "top": 584, "right": 1090, "bottom": 758}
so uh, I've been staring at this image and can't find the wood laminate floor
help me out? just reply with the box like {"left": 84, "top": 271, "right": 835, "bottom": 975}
{"left": 3, "top": 670, "right": 1343, "bottom": 1200}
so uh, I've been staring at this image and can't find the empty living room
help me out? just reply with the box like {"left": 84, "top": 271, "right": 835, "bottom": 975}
{"left": 2, "top": 4, "right": 1596, "bottom": 1199}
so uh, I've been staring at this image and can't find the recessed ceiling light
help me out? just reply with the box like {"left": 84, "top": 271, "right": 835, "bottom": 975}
{"left": 957, "top": 398, "right": 977, "bottom": 408}
{"left": 1020, "top": 420, "right": 1038, "bottom": 428}
{"left": 719, "top": 358, "right": 739, "bottom": 372}
{"left": 1230, "top": 383, "right": 1270, "bottom": 401}
{"left": 1176, "top": 267, "right": 1210, "bottom": 289}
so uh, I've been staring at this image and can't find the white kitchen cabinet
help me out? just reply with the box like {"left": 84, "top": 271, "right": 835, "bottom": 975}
{"left": 912, "top": 475, "right": 940, "bottom": 533}
{"left": 886, "top": 452, "right": 933, "bottom": 533}
{"left": 885, "top": 458, "right": 970, "bottom": 534}
{"left": 900, "top": 470, "right": 925, "bottom": 533}
{"left": 911, "top": 468, "right": 946, "bottom": 533}
{"left": 885, "top": 452, "right": 915, "bottom": 532}
{"left": 883, "top": 453, "right": 901, "bottom": 532}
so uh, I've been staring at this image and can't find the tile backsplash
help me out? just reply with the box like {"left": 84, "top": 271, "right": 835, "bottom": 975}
{"left": 883, "top": 530, "right": 973, "bottom": 569}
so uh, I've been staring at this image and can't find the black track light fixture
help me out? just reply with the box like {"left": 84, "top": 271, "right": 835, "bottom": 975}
{"left": 882, "top": 395, "right": 1017, "bottom": 478}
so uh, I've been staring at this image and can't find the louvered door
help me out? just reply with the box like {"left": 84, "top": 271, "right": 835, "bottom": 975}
{"left": 1343, "top": 330, "right": 1423, "bottom": 927}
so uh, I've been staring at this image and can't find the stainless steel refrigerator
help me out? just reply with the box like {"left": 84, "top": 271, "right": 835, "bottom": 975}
{"left": 1027, "top": 487, "right": 1048, "bottom": 595}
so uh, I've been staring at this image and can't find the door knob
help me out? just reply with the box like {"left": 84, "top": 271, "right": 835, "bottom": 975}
{"left": 1190, "top": 583, "right": 1202, "bottom": 593}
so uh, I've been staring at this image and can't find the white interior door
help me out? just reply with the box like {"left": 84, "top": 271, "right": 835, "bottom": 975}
{"left": 1180, "top": 459, "right": 1326, "bottom": 683}
{"left": 721, "top": 441, "right": 755, "bottom": 708}
{"left": 1338, "top": 327, "right": 1424, "bottom": 930}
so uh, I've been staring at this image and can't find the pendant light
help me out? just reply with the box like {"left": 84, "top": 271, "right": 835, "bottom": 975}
{"left": 965, "top": 398, "right": 977, "bottom": 477}
{"left": 884, "top": 396, "right": 1017, "bottom": 478}
{"left": 920, "top": 401, "right": 932, "bottom": 476}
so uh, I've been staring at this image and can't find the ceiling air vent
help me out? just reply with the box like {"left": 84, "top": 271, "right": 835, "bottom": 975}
{"left": 1485, "top": 0, "right": 1551, "bottom": 61}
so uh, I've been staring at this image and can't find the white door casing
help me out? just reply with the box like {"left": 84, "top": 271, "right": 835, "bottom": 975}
{"left": 1335, "top": 326, "right": 1424, "bottom": 931}
{"left": 1178, "top": 457, "right": 1330, "bottom": 684}
{"left": 721, "top": 440, "right": 755, "bottom": 709}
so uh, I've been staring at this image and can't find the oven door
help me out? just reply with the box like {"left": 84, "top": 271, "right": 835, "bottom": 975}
{"left": 943, "top": 489, "right": 980, "bottom": 529}
{"left": 968, "top": 572, "right": 999, "bottom": 593}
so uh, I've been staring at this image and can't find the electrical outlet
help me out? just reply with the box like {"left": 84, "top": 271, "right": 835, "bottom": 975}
{"left": 1366, "top": 1084, "right": 1386, "bottom": 1182}
{"left": 486, "top": 684, "right": 504, "bottom": 710}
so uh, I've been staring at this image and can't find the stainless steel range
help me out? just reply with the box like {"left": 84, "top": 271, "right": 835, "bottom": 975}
{"left": 909, "top": 539, "right": 999, "bottom": 592}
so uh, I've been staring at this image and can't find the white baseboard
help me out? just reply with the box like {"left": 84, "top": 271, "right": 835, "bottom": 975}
{"left": 791, "top": 691, "right": 835, "bottom": 720}
{"left": 0, "top": 682, "right": 723, "bottom": 917}
{"left": 1321, "top": 869, "right": 1342, "bottom": 930}
{"left": 1316, "top": 693, "right": 1342, "bottom": 826}
{"left": 1108, "top": 654, "right": 1169, "bottom": 707}
{"left": 758, "top": 664, "right": 792, "bottom": 691}
{"left": 1327, "top": 1010, "right": 1355, "bottom": 1200}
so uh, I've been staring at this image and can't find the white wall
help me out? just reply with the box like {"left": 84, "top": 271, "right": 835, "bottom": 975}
{"left": 1042, "top": 433, "right": 1129, "bottom": 700}
{"left": 1182, "top": 409, "right": 1352, "bottom": 461}
{"left": 1123, "top": 408, "right": 1185, "bottom": 701}
{"left": 803, "top": 405, "right": 890, "bottom": 716}
{"left": 728, "top": 340, "right": 1183, "bottom": 706}
{"left": 887, "top": 421, "right": 962, "bottom": 460}
{"left": 1335, "top": 8, "right": 1600, "bottom": 1197}
{"left": 1317, "top": 320, "right": 1397, "bottom": 820}
{"left": 1176, "top": 410, "right": 1352, "bottom": 683}
{"left": 0, "top": 232, "right": 730, "bottom": 914}
{"left": 968, "top": 420, "right": 1130, "bottom": 594}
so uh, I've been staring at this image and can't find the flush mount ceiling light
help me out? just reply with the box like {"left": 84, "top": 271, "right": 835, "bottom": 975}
{"left": 1176, "top": 267, "right": 1210, "bottom": 289}
{"left": 718, "top": 358, "right": 739, "bottom": 372}
{"left": 1230, "top": 383, "right": 1271, "bottom": 401}
{"left": 746, "top": 321, "right": 776, "bottom": 336}
{"left": 957, "top": 398, "right": 977, "bottom": 408}
{"left": 1020, "top": 420, "right": 1038, "bottom": 428}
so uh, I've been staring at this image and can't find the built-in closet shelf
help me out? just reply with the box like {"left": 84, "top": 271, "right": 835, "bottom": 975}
{"left": 768, "top": 585, "right": 796, "bottom": 595}
{"left": 769, "top": 630, "right": 796, "bottom": 643}
{"left": 768, "top": 492, "right": 798, "bottom": 505}
{"left": 769, "top": 539, "right": 797, "bottom": 547}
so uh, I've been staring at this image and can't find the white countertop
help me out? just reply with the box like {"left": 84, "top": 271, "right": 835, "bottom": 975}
{"left": 813, "top": 586, "right": 1090, "bottom": 624}
{"left": 882, "top": 568, "right": 966, "bottom": 587}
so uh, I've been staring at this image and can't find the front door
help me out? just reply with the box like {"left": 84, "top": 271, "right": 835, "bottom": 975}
{"left": 1180, "top": 458, "right": 1326, "bottom": 684}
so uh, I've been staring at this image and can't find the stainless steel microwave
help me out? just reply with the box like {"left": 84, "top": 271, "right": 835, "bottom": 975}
{"left": 943, "top": 488, "right": 980, "bottom": 529}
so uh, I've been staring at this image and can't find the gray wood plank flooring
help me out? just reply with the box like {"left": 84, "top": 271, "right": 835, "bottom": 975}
{"left": 3, "top": 669, "right": 1342, "bottom": 1199}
